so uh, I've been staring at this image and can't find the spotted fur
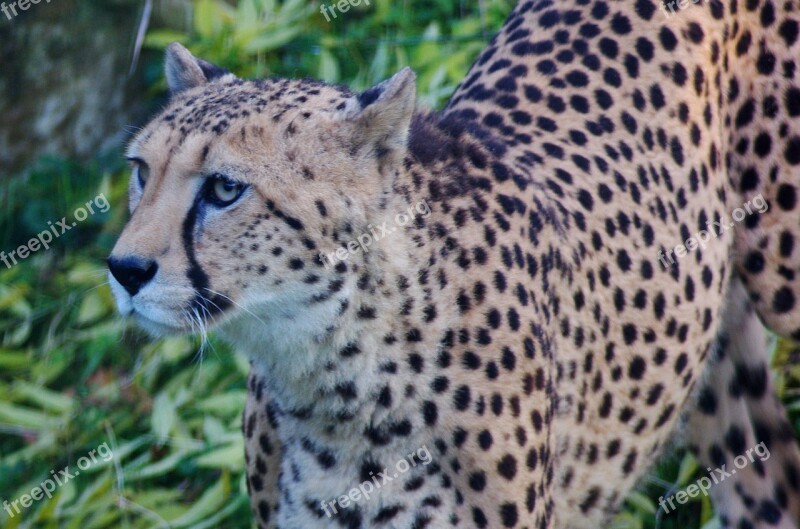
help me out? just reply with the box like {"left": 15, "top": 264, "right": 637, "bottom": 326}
{"left": 109, "top": 1, "right": 800, "bottom": 527}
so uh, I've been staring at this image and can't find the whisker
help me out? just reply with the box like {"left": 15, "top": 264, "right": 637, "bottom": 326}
{"left": 193, "top": 306, "right": 213, "bottom": 368}
{"left": 192, "top": 293, "right": 223, "bottom": 360}
{"left": 181, "top": 308, "right": 196, "bottom": 336}
{"left": 203, "top": 287, "right": 270, "bottom": 330}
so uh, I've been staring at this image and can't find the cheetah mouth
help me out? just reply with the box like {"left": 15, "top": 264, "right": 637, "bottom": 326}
{"left": 132, "top": 295, "right": 233, "bottom": 337}
{"left": 122, "top": 300, "right": 217, "bottom": 336}
{"left": 111, "top": 283, "right": 236, "bottom": 338}
{"left": 131, "top": 307, "right": 195, "bottom": 336}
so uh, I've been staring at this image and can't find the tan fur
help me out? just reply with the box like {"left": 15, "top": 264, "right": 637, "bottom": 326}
{"left": 109, "top": 2, "right": 800, "bottom": 528}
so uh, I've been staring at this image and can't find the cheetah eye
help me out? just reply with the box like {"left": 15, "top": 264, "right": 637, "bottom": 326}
{"left": 129, "top": 158, "right": 150, "bottom": 188}
{"left": 206, "top": 175, "right": 247, "bottom": 207}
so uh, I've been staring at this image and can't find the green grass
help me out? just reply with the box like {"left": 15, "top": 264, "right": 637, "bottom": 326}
{"left": 2, "top": 1, "right": 800, "bottom": 527}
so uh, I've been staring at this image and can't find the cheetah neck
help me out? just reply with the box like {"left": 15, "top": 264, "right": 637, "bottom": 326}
{"left": 223, "top": 154, "right": 464, "bottom": 449}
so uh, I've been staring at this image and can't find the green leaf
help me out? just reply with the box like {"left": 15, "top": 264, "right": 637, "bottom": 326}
{"left": 125, "top": 449, "right": 194, "bottom": 481}
{"left": 202, "top": 416, "right": 228, "bottom": 444}
{"left": 189, "top": 494, "right": 248, "bottom": 529}
{"left": 318, "top": 49, "right": 340, "bottom": 83}
{"left": 159, "top": 336, "right": 194, "bottom": 363}
{"left": 0, "top": 349, "right": 30, "bottom": 369}
{"left": 195, "top": 391, "right": 247, "bottom": 416}
{"left": 77, "top": 291, "right": 106, "bottom": 325}
{"left": 194, "top": 0, "right": 219, "bottom": 38}
{"left": 151, "top": 393, "right": 176, "bottom": 442}
{"left": 0, "top": 401, "right": 56, "bottom": 429}
{"left": 12, "top": 381, "right": 73, "bottom": 413}
{"left": 143, "top": 30, "right": 190, "bottom": 50}
{"left": 677, "top": 453, "right": 699, "bottom": 485}
{"left": 608, "top": 511, "right": 643, "bottom": 529}
{"left": 196, "top": 440, "right": 244, "bottom": 471}
{"left": 168, "top": 473, "right": 230, "bottom": 527}
{"left": 625, "top": 490, "right": 657, "bottom": 515}
{"left": 242, "top": 27, "right": 302, "bottom": 53}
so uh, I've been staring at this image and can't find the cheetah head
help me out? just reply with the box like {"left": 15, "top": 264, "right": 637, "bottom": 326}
{"left": 108, "top": 43, "right": 417, "bottom": 351}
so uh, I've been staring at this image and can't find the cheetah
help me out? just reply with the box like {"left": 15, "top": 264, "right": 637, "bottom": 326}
{"left": 107, "top": 0, "right": 800, "bottom": 527}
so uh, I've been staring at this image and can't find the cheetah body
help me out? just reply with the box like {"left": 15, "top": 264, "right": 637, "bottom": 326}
{"left": 109, "top": 1, "right": 800, "bottom": 527}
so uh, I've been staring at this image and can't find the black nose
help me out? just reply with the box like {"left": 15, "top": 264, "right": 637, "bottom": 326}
{"left": 107, "top": 256, "right": 158, "bottom": 296}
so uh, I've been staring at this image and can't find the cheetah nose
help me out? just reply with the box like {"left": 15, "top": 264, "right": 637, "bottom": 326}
{"left": 107, "top": 256, "right": 158, "bottom": 296}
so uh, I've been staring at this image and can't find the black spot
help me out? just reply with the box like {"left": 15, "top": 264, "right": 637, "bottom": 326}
{"left": 740, "top": 168, "right": 759, "bottom": 191}
{"left": 453, "top": 385, "right": 471, "bottom": 410}
{"left": 566, "top": 70, "right": 590, "bottom": 87}
{"left": 577, "top": 189, "right": 594, "bottom": 210}
{"left": 659, "top": 27, "right": 678, "bottom": 51}
{"left": 472, "top": 508, "right": 488, "bottom": 528}
{"left": 477, "top": 429, "right": 493, "bottom": 450}
{"left": 258, "top": 500, "right": 271, "bottom": 523}
{"left": 786, "top": 88, "right": 800, "bottom": 117}
{"left": 776, "top": 184, "right": 797, "bottom": 211}
{"left": 773, "top": 287, "right": 796, "bottom": 313}
{"left": 758, "top": 500, "right": 782, "bottom": 524}
{"left": 780, "top": 19, "right": 800, "bottom": 46}
{"left": 335, "top": 382, "right": 358, "bottom": 400}
{"left": 781, "top": 232, "right": 795, "bottom": 257}
{"left": 579, "top": 487, "right": 601, "bottom": 513}
{"left": 469, "top": 471, "right": 487, "bottom": 491}
{"left": 786, "top": 137, "right": 800, "bottom": 165}
{"left": 686, "top": 22, "right": 704, "bottom": 44}
{"left": 635, "top": 37, "right": 654, "bottom": 61}
{"left": 744, "top": 251, "right": 766, "bottom": 273}
{"left": 499, "top": 503, "right": 519, "bottom": 527}
{"left": 697, "top": 386, "right": 717, "bottom": 415}
{"left": 373, "top": 505, "right": 405, "bottom": 524}
{"left": 497, "top": 454, "right": 517, "bottom": 480}
{"left": 725, "top": 425, "right": 747, "bottom": 454}
{"left": 422, "top": 401, "right": 438, "bottom": 425}
{"left": 628, "top": 356, "right": 646, "bottom": 379}
{"left": 377, "top": 385, "right": 393, "bottom": 408}
{"left": 735, "top": 99, "right": 757, "bottom": 128}
{"left": 753, "top": 132, "right": 772, "bottom": 157}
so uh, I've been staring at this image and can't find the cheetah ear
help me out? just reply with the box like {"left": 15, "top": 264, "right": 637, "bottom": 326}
{"left": 340, "top": 67, "right": 417, "bottom": 164}
{"left": 165, "top": 42, "right": 232, "bottom": 95}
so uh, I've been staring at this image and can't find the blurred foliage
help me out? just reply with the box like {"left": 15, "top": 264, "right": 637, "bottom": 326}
{"left": 143, "top": 0, "right": 512, "bottom": 108}
{"left": 2, "top": 0, "right": 800, "bottom": 528}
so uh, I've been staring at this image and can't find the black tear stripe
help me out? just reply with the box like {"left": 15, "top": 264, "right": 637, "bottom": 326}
{"left": 182, "top": 197, "right": 232, "bottom": 318}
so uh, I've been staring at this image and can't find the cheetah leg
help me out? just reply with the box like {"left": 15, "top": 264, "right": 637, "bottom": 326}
{"left": 727, "top": 1, "right": 800, "bottom": 341}
{"left": 712, "top": 2, "right": 800, "bottom": 525}
{"left": 243, "top": 370, "right": 282, "bottom": 529}
{"left": 685, "top": 278, "right": 800, "bottom": 528}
